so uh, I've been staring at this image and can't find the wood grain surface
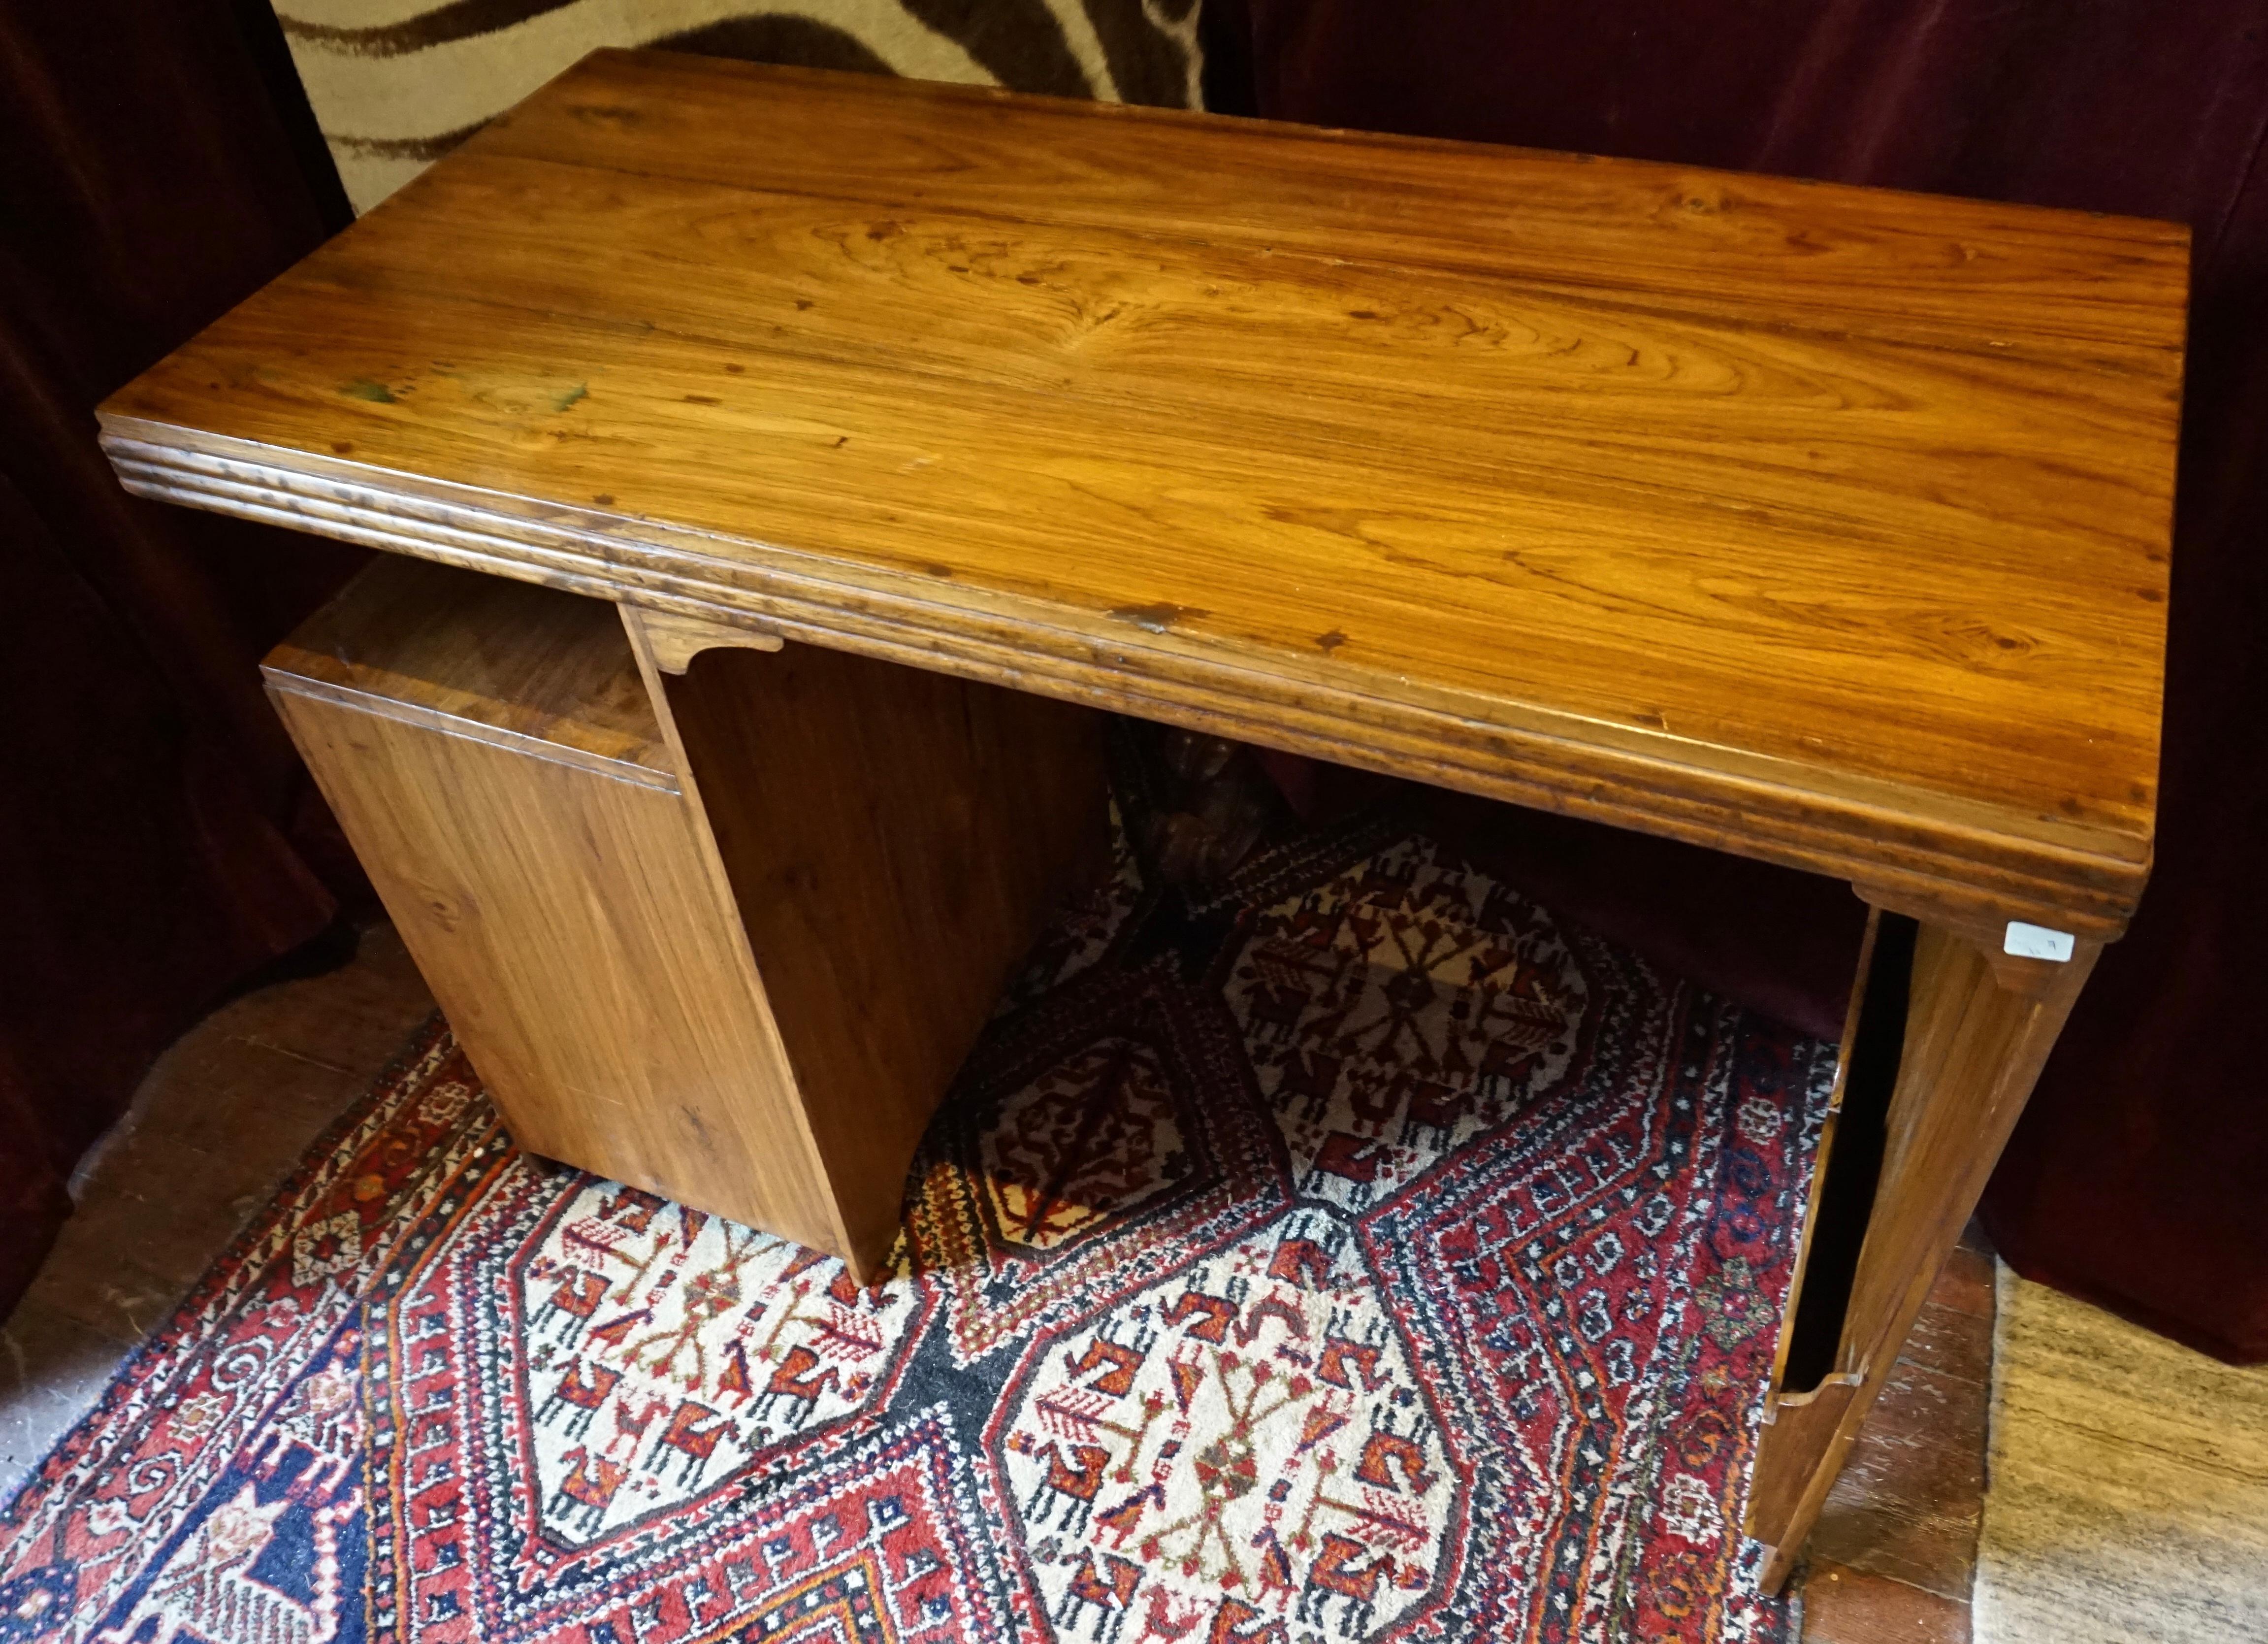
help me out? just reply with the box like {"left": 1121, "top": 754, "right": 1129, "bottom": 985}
{"left": 103, "top": 50, "right": 2184, "bottom": 935}
{"left": 268, "top": 552, "right": 677, "bottom": 787}
{"left": 264, "top": 564, "right": 848, "bottom": 1256}
{"left": 268, "top": 556, "right": 1105, "bottom": 1279}
{"left": 633, "top": 605, "right": 785, "bottom": 674}
{"left": 635, "top": 620, "right": 1109, "bottom": 1273}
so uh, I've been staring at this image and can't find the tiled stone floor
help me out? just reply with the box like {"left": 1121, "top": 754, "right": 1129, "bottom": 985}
{"left": 0, "top": 919, "right": 433, "bottom": 1499}
{"left": 1801, "top": 1235, "right": 1997, "bottom": 1643}
{"left": 0, "top": 918, "right": 1987, "bottom": 1638}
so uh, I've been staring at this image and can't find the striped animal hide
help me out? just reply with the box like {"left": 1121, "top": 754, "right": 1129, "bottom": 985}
{"left": 272, "top": 0, "right": 1205, "bottom": 212}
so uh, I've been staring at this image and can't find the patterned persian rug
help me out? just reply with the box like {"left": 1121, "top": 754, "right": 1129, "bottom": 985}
{"left": 0, "top": 800, "right": 1830, "bottom": 1644}
{"left": 271, "top": 0, "right": 1205, "bottom": 213}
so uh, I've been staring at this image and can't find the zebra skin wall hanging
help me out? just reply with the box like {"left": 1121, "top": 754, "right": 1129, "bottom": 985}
{"left": 270, "top": 0, "right": 1206, "bottom": 213}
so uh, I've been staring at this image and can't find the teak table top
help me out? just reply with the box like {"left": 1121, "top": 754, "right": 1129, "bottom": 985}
{"left": 101, "top": 50, "right": 2185, "bottom": 937}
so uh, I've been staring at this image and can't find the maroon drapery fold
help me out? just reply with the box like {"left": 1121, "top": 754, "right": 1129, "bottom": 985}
{"left": 0, "top": 0, "right": 367, "bottom": 1315}
{"left": 1227, "top": 0, "right": 2268, "bottom": 1361}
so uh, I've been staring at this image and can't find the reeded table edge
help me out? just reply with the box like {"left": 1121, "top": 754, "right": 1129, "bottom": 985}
{"left": 105, "top": 416, "right": 2151, "bottom": 940}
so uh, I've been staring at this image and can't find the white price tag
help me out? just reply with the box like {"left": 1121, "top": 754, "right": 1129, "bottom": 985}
{"left": 2003, "top": 921, "right": 2076, "bottom": 962}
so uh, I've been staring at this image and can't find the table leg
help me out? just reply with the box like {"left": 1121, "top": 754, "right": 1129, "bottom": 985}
{"left": 265, "top": 561, "right": 1106, "bottom": 1286}
{"left": 621, "top": 606, "right": 1109, "bottom": 1277}
{"left": 1745, "top": 903, "right": 2100, "bottom": 1590}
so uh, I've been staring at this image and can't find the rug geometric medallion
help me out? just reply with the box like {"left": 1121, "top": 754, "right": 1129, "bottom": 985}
{"left": 0, "top": 796, "right": 1832, "bottom": 1644}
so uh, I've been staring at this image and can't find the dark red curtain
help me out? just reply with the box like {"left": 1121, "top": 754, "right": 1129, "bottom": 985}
{"left": 1225, "top": 0, "right": 2268, "bottom": 1361}
{"left": 0, "top": 0, "right": 366, "bottom": 1314}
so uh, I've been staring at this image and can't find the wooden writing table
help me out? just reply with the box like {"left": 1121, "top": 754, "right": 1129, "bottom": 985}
{"left": 98, "top": 51, "right": 2184, "bottom": 1585}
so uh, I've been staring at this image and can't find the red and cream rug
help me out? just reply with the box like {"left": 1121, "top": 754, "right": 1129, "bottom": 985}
{"left": 0, "top": 805, "right": 1828, "bottom": 1644}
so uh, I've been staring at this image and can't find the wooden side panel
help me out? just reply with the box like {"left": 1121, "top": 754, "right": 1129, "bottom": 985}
{"left": 271, "top": 554, "right": 677, "bottom": 783}
{"left": 1746, "top": 917, "right": 2099, "bottom": 1585}
{"left": 1758, "top": 905, "right": 1884, "bottom": 1402}
{"left": 265, "top": 671, "right": 847, "bottom": 1258}
{"left": 633, "top": 618, "right": 1109, "bottom": 1272}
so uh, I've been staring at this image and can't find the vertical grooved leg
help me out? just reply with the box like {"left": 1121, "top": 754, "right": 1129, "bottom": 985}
{"left": 1746, "top": 910, "right": 2099, "bottom": 1589}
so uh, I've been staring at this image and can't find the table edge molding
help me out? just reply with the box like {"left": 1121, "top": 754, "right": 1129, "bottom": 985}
{"left": 108, "top": 422, "right": 2147, "bottom": 939}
